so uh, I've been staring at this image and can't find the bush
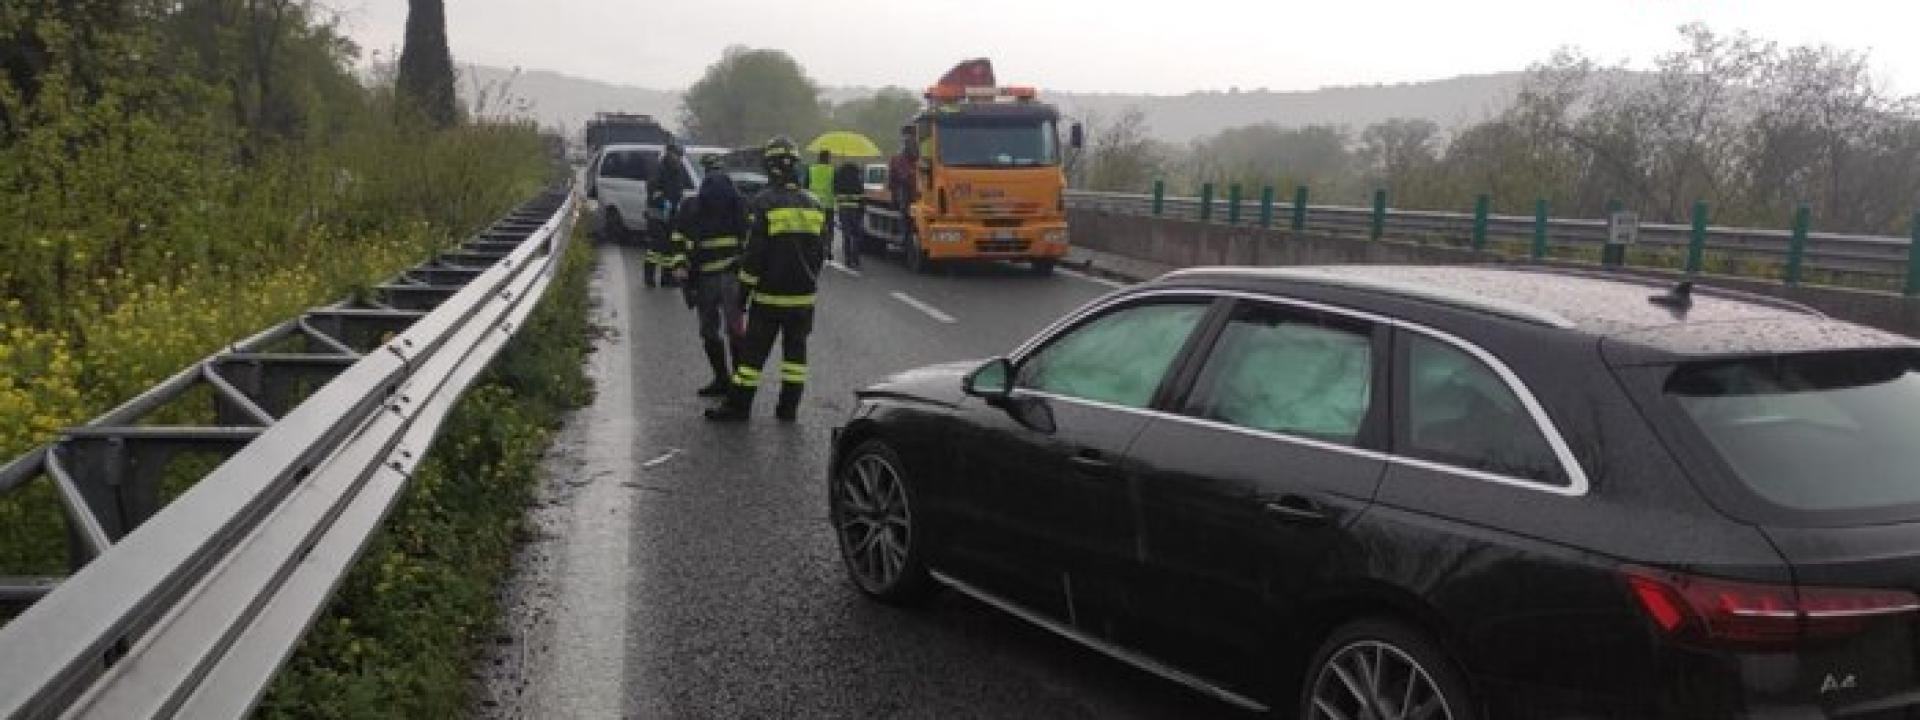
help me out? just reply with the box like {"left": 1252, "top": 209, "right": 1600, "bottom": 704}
{"left": 0, "top": 3, "right": 552, "bottom": 580}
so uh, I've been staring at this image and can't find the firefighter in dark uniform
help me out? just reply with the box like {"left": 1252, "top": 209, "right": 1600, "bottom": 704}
{"left": 832, "top": 160, "right": 865, "bottom": 269}
{"left": 645, "top": 142, "right": 695, "bottom": 287}
{"left": 704, "top": 136, "right": 825, "bottom": 422}
{"left": 670, "top": 155, "right": 749, "bottom": 396}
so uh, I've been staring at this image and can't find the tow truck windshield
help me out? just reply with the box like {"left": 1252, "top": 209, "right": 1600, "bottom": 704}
{"left": 937, "top": 118, "right": 1059, "bottom": 167}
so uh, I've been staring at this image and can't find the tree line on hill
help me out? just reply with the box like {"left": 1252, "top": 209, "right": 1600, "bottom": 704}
{"left": 1075, "top": 24, "right": 1920, "bottom": 235}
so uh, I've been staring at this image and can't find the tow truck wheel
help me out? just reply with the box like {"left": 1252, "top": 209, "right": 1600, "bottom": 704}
{"left": 1030, "top": 259, "right": 1056, "bottom": 276}
{"left": 905, "top": 236, "right": 929, "bottom": 274}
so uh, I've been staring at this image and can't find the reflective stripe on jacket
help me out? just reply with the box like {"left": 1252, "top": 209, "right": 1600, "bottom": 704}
{"left": 739, "top": 183, "right": 827, "bottom": 307}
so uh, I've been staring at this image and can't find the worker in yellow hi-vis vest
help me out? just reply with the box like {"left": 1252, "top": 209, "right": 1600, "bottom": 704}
{"left": 807, "top": 149, "right": 837, "bottom": 261}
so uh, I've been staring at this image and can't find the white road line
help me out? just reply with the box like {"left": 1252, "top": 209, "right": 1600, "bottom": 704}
{"left": 890, "top": 291, "right": 957, "bottom": 324}
{"left": 1058, "top": 266, "right": 1129, "bottom": 289}
{"left": 826, "top": 260, "right": 863, "bottom": 277}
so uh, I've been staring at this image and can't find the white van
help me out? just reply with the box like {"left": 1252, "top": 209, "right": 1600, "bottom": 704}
{"left": 584, "top": 143, "right": 699, "bottom": 243}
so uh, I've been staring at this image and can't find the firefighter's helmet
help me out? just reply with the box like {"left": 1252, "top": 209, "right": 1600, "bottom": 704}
{"left": 762, "top": 136, "right": 800, "bottom": 183}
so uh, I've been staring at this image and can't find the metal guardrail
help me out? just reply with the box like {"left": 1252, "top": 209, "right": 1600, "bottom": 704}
{"left": 0, "top": 183, "right": 579, "bottom": 718}
{"left": 1067, "top": 190, "right": 1917, "bottom": 287}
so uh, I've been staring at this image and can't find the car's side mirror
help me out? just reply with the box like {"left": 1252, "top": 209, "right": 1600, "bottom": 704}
{"left": 963, "top": 357, "right": 1013, "bottom": 403}
{"left": 1069, "top": 122, "right": 1085, "bottom": 150}
{"left": 585, "top": 186, "right": 597, "bottom": 200}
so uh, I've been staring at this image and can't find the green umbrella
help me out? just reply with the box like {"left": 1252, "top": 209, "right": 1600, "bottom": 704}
{"left": 806, "top": 131, "right": 882, "bottom": 158}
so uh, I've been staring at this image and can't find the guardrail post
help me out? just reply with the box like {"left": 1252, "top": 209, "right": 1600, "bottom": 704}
{"left": 1228, "top": 184, "right": 1243, "bottom": 225}
{"left": 1785, "top": 204, "right": 1810, "bottom": 286}
{"left": 1152, "top": 179, "right": 1165, "bottom": 216}
{"left": 1471, "top": 194, "right": 1490, "bottom": 251}
{"left": 1602, "top": 198, "right": 1624, "bottom": 268}
{"left": 1199, "top": 183, "right": 1214, "bottom": 222}
{"left": 1291, "top": 185, "right": 1309, "bottom": 232}
{"left": 1370, "top": 189, "right": 1387, "bottom": 241}
{"left": 1907, "top": 211, "right": 1920, "bottom": 297}
{"left": 1531, "top": 198, "right": 1549, "bottom": 260}
{"left": 1259, "top": 186, "right": 1275, "bottom": 228}
{"left": 1687, "top": 201, "right": 1709, "bottom": 274}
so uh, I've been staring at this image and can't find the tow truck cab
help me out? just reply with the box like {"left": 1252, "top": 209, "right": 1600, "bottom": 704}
{"left": 855, "top": 60, "right": 1082, "bottom": 275}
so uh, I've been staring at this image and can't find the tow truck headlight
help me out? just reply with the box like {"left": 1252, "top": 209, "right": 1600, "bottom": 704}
{"left": 932, "top": 228, "right": 967, "bottom": 243}
{"left": 1044, "top": 229, "right": 1070, "bottom": 245}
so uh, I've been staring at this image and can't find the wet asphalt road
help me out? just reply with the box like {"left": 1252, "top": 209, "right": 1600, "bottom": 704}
{"left": 505, "top": 240, "right": 1257, "bottom": 719}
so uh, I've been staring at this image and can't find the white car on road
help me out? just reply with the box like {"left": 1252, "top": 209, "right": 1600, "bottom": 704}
{"left": 584, "top": 143, "right": 700, "bottom": 243}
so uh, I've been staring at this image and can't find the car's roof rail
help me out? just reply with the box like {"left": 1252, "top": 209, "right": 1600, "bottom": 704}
{"left": 1164, "top": 266, "right": 1578, "bottom": 329}
{"left": 1532, "top": 266, "right": 1827, "bottom": 319}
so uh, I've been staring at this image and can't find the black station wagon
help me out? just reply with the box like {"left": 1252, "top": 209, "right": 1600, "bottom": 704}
{"left": 829, "top": 265, "right": 1920, "bottom": 719}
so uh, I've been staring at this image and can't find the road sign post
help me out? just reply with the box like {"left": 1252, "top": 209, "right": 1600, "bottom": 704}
{"left": 1606, "top": 209, "right": 1640, "bottom": 270}
{"left": 1602, "top": 199, "right": 1626, "bottom": 268}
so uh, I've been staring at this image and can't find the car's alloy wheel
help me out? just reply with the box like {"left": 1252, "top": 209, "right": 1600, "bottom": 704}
{"left": 831, "top": 441, "right": 932, "bottom": 604}
{"left": 1306, "top": 635, "right": 1459, "bottom": 720}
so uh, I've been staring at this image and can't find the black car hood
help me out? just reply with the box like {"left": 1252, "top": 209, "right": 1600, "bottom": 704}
{"left": 857, "top": 360, "right": 980, "bottom": 407}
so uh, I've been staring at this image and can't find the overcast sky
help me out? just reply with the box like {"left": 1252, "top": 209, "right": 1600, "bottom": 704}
{"left": 325, "top": 0, "right": 1918, "bottom": 95}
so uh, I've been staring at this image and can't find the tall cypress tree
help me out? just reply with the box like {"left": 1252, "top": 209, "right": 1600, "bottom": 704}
{"left": 395, "top": 0, "right": 456, "bottom": 128}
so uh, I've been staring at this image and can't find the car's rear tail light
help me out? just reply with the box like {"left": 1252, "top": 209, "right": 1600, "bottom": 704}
{"left": 1624, "top": 567, "right": 1920, "bottom": 649}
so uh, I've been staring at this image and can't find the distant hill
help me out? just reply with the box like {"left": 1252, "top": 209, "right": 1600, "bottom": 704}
{"left": 460, "top": 65, "right": 679, "bottom": 136}
{"left": 1051, "top": 73, "right": 1528, "bottom": 142}
{"left": 458, "top": 65, "right": 1531, "bottom": 143}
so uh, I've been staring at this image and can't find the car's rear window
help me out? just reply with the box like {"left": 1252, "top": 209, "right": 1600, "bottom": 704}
{"left": 1667, "top": 351, "right": 1920, "bottom": 512}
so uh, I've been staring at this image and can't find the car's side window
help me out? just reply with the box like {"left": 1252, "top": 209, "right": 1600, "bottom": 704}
{"left": 1182, "top": 303, "right": 1374, "bottom": 446}
{"left": 608, "top": 152, "right": 638, "bottom": 180}
{"left": 1401, "top": 333, "right": 1567, "bottom": 484}
{"left": 596, "top": 152, "right": 622, "bottom": 180}
{"left": 1015, "top": 301, "right": 1208, "bottom": 409}
{"left": 634, "top": 152, "right": 661, "bottom": 182}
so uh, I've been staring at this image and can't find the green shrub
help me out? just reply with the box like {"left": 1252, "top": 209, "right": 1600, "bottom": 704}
{"left": 0, "top": 3, "right": 552, "bottom": 582}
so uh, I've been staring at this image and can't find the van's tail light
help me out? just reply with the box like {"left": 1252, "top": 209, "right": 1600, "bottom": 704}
{"left": 1625, "top": 567, "right": 1920, "bottom": 649}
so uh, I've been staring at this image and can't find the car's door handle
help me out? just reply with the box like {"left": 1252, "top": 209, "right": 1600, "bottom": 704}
{"left": 1069, "top": 449, "right": 1118, "bottom": 476}
{"left": 1262, "top": 495, "right": 1329, "bottom": 524}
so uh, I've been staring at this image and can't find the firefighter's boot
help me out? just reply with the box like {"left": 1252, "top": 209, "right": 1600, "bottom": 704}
{"left": 697, "top": 341, "right": 730, "bottom": 397}
{"left": 774, "top": 383, "right": 804, "bottom": 422}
